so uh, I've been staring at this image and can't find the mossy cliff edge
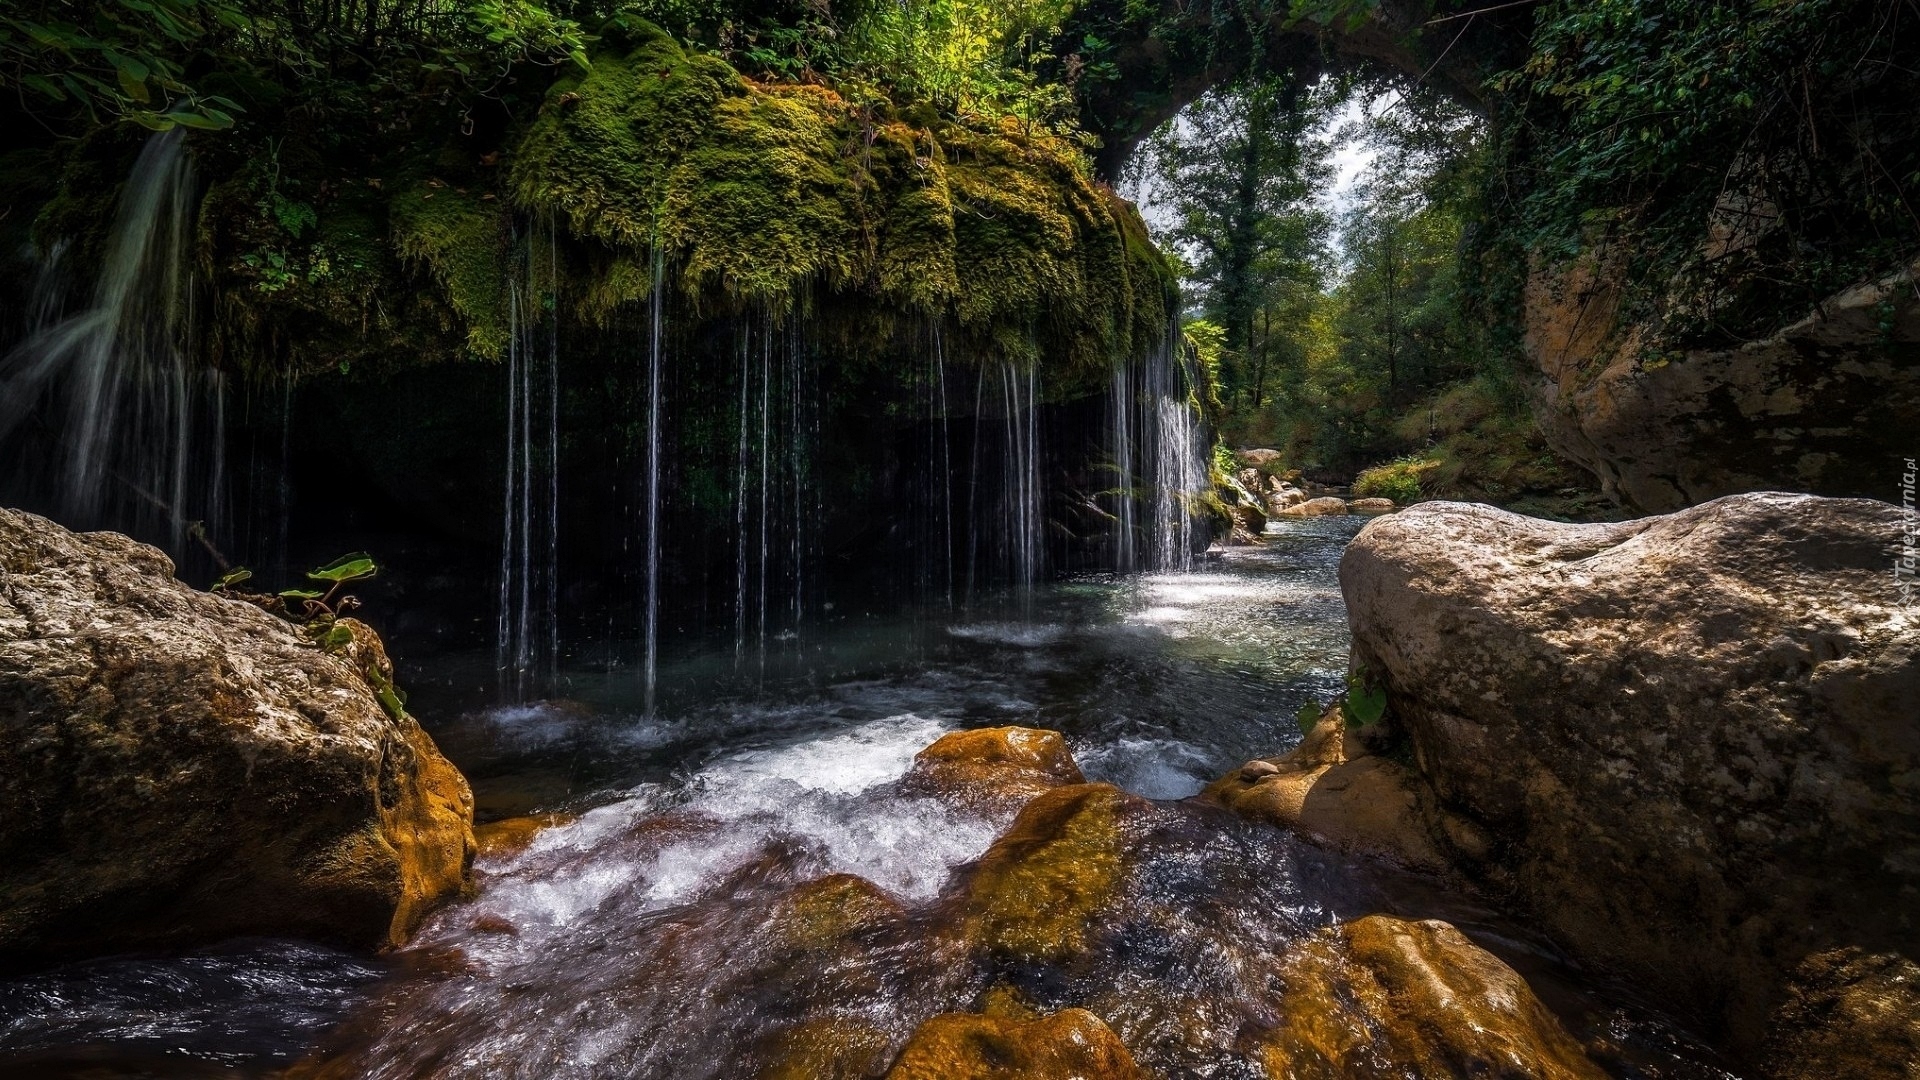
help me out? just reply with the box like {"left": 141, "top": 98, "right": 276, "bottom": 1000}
{"left": 507, "top": 18, "right": 1174, "bottom": 375}
{"left": 19, "top": 19, "right": 1176, "bottom": 384}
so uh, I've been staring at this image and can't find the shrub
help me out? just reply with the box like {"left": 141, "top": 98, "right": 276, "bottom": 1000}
{"left": 1353, "top": 455, "right": 1440, "bottom": 505}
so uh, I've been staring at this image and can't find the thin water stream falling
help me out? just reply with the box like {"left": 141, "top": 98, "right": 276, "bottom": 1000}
{"left": 0, "top": 129, "right": 226, "bottom": 561}
{"left": 643, "top": 248, "right": 666, "bottom": 714}
{"left": 1108, "top": 331, "right": 1206, "bottom": 572}
{"left": 495, "top": 275, "right": 561, "bottom": 702}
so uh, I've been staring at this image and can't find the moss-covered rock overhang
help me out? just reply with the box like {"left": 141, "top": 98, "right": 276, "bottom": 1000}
{"left": 502, "top": 17, "right": 1177, "bottom": 376}
{"left": 11, "top": 20, "right": 1176, "bottom": 387}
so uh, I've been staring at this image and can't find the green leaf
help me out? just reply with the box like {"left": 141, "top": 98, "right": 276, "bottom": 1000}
{"left": 117, "top": 64, "right": 150, "bottom": 103}
{"left": 1294, "top": 699, "right": 1322, "bottom": 736}
{"left": 1342, "top": 671, "right": 1387, "bottom": 727}
{"left": 317, "top": 622, "right": 354, "bottom": 650}
{"left": 164, "top": 107, "right": 232, "bottom": 130}
{"left": 20, "top": 74, "right": 67, "bottom": 101}
{"left": 279, "top": 587, "right": 324, "bottom": 600}
{"left": 308, "top": 552, "right": 378, "bottom": 583}
{"left": 213, "top": 567, "right": 253, "bottom": 590}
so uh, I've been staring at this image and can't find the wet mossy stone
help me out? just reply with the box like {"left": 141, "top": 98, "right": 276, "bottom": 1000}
{"left": 883, "top": 1008, "right": 1144, "bottom": 1080}
{"left": 510, "top": 18, "right": 1175, "bottom": 371}
{"left": 959, "top": 783, "right": 1146, "bottom": 964}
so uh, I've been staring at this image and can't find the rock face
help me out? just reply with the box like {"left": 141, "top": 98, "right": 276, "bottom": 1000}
{"left": 1262, "top": 916, "right": 1607, "bottom": 1080}
{"left": 1526, "top": 256, "right": 1920, "bottom": 511}
{"left": 0, "top": 508, "right": 475, "bottom": 961}
{"left": 1341, "top": 493, "right": 1919, "bottom": 1068}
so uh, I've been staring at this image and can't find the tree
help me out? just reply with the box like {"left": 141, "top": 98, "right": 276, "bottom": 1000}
{"left": 1141, "top": 73, "right": 1339, "bottom": 413}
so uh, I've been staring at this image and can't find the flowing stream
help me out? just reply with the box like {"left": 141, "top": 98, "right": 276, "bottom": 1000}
{"left": 0, "top": 519, "right": 1736, "bottom": 1079}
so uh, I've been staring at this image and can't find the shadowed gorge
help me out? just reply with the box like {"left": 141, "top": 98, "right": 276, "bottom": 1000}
{"left": 0, "top": 0, "right": 1915, "bottom": 1077}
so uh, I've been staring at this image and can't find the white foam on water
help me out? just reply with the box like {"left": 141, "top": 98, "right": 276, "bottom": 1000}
{"left": 442, "top": 713, "right": 1002, "bottom": 973}
{"left": 946, "top": 622, "right": 1067, "bottom": 647}
{"left": 1078, "top": 736, "right": 1220, "bottom": 800}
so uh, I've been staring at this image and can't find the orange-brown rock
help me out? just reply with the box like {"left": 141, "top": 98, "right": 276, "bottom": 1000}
{"left": 1204, "top": 710, "right": 1452, "bottom": 873}
{"left": 1764, "top": 949, "right": 1920, "bottom": 1080}
{"left": 884, "top": 1008, "right": 1143, "bottom": 1080}
{"left": 1277, "top": 496, "right": 1348, "bottom": 518}
{"left": 902, "top": 726, "right": 1085, "bottom": 812}
{"left": 0, "top": 508, "right": 475, "bottom": 961}
{"left": 472, "top": 812, "right": 578, "bottom": 860}
{"left": 757, "top": 1018, "right": 895, "bottom": 1080}
{"left": 1262, "top": 916, "right": 1607, "bottom": 1080}
{"left": 959, "top": 783, "right": 1142, "bottom": 963}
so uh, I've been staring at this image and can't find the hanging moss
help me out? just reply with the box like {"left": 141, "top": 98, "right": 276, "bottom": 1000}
{"left": 390, "top": 179, "right": 513, "bottom": 359}
{"left": 510, "top": 17, "right": 1176, "bottom": 372}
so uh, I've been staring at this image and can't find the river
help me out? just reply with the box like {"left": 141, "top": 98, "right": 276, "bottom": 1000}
{"left": 0, "top": 519, "right": 1737, "bottom": 1078}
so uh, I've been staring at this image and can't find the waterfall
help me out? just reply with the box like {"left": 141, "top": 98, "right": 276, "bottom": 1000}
{"left": 496, "top": 250, "right": 561, "bottom": 702}
{"left": 0, "top": 130, "right": 225, "bottom": 565}
{"left": 1002, "top": 363, "right": 1042, "bottom": 592}
{"left": 1108, "top": 331, "right": 1206, "bottom": 574}
{"left": 932, "top": 328, "right": 955, "bottom": 607}
{"left": 726, "top": 313, "right": 818, "bottom": 677}
{"left": 643, "top": 248, "right": 665, "bottom": 714}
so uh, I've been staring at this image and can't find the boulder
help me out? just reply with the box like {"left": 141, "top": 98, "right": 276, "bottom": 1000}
{"left": 884, "top": 1008, "right": 1142, "bottom": 1080}
{"left": 959, "top": 783, "right": 1144, "bottom": 964}
{"left": 0, "top": 508, "right": 475, "bottom": 961}
{"left": 1347, "top": 497, "right": 1396, "bottom": 514}
{"left": 1261, "top": 916, "right": 1607, "bottom": 1079}
{"left": 1277, "top": 496, "right": 1348, "bottom": 518}
{"left": 1235, "top": 448, "right": 1284, "bottom": 470}
{"left": 1526, "top": 255, "right": 1920, "bottom": 511}
{"left": 900, "top": 727, "right": 1086, "bottom": 813}
{"left": 1340, "top": 493, "right": 1919, "bottom": 1069}
{"left": 1204, "top": 710, "right": 1449, "bottom": 873}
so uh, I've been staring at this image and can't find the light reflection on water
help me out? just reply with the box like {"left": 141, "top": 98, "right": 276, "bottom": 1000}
{"left": 0, "top": 519, "right": 1736, "bottom": 1079}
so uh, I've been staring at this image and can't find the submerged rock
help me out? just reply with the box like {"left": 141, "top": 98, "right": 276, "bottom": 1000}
{"left": 0, "top": 508, "right": 475, "bottom": 961}
{"left": 1341, "top": 492, "right": 1919, "bottom": 1068}
{"left": 884, "top": 1008, "right": 1142, "bottom": 1080}
{"left": 472, "top": 812, "right": 578, "bottom": 860}
{"left": 1263, "top": 916, "right": 1607, "bottom": 1079}
{"left": 958, "top": 783, "right": 1144, "bottom": 964}
{"left": 901, "top": 726, "right": 1086, "bottom": 813}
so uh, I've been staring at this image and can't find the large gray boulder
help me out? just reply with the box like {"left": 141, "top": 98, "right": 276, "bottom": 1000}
{"left": 1340, "top": 492, "right": 1919, "bottom": 1070}
{"left": 0, "top": 508, "right": 475, "bottom": 962}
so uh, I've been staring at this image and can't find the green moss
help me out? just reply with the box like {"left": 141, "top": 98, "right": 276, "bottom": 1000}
{"left": 1352, "top": 455, "right": 1440, "bottom": 505}
{"left": 510, "top": 18, "right": 1176, "bottom": 371}
{"left": 962, "top": 783, "right": 1130, "bottom": 962}
{"left": 391, "top": 180, "right": 513, "bottom": 358}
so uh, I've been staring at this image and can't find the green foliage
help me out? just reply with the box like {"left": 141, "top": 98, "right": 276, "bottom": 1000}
{"left": 1341, "top": 668, "right": 1385, "bottom": 727}
{"left": 623, "top": 0, "right": 1083, "bottom": 129}
{"left": 1141, "top": 73, "right": 1337, "bottom": 403}
{"left": 510, "top": 20, "right": 1174, "bottom": 369}
{"left": 392, "top": 178, "right": 513, "bottom": 356}
{"left": 0, "top": 0, "right": 244, "bottom": 130}
{"left": 272, "top": 551, "right": 380, "bottom": 619}
{"left": 1487, "top": 0, "right": 1920, "bottom": 343}
{"left": 1352, "top": 454, "right": 1436, "bottom": 504}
